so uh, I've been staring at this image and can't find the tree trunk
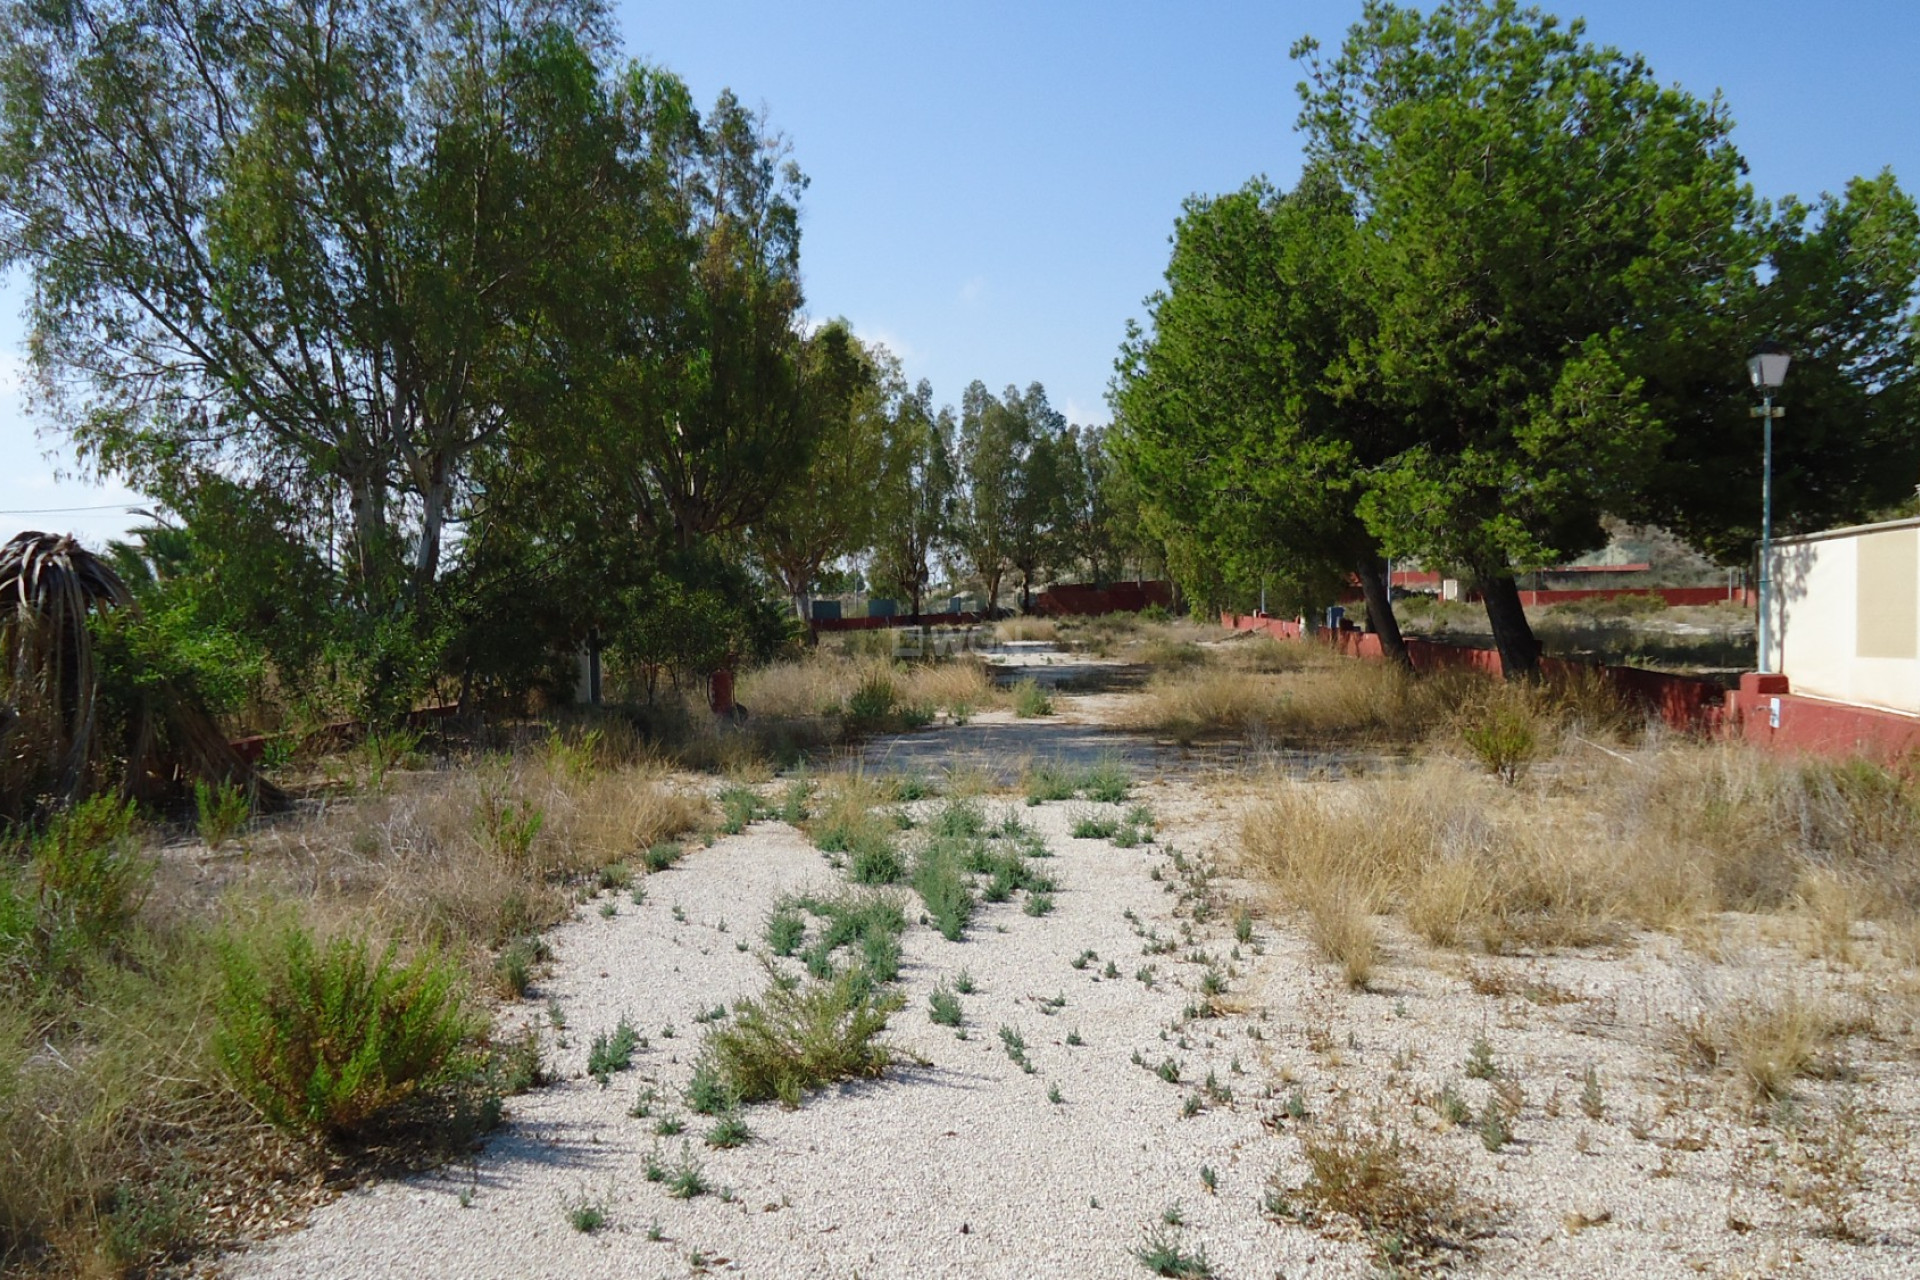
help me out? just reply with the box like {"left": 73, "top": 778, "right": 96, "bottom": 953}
{"left": 1478, "top": 573, "right": 1542, "bottom": 679}
{"left": 1355, "top": 556, "right": 1412, "bottom": 671}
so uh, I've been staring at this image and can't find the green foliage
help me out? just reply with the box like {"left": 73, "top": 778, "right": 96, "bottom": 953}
{"left": 913, "top": 841, "right": 975, "bottom": 941}
{"left": 194, "top": 779, "right": 251, "bottom": 849}
{"left": 18, "top": 796, "right": 151, "bottom": 984}
{"left": 703, "top": 968, "right": 902, "bottom": 1107}
{"left": 587, "top": 1017, "right": 642, "bottom": 1086}
{"left": 474, "top": 788, "right": 545, "bottom": 862}
{"left": 1460, "top": 703, "right": 1539, "bottom": 785}
{"left": 928, "top": 981, "right": 963, "bottom": 1027}
{"left": 717, "top": 785, "right": 764, "bottom": 835}
{"left": 1011, "top": 678, "right": 1053, "bottom": 718}
{"left": 766, "top": 904, "right": 807, "bottom": 956}
{"left": 213, "top": 927, "right": 480, "bottom": 1137}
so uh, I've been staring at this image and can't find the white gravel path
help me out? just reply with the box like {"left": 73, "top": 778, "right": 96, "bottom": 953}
{"left": 222, "top": 792, "right": 1343, "bottom": 1280}
{"left": 220, "top": 738, "right": 1920, "bottom": 1279}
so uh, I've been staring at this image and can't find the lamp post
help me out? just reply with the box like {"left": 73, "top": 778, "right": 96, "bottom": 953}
{"left": 1748, "top": 341, "right": 1791, "bottom": 673}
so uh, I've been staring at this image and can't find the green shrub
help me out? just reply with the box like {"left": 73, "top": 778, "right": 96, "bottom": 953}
{"left": 847, "top": 833, "right": 904, "bottom": 885}
{"left": 1460, "top": 704, "right": 1538, "bottom": 785}
{"left": 587, "top": 1016, "right": 641, "bottom": 1086}
{"left": 766, "top": 903, "right": 807, "bottom": 956}
{"left": 214, "top": 926, "right": 481, "bottom": 1137}
{"left": 474, "top": 789, "right": 544, "bottom": 862}
{"left": 643, "top": 841, "right": 684, "bottom": 872}
{"left": 717, "top": 785, "right": 762, "bottom": 835}
{"left": 194, "top": 778, "right": 252, "bottom": 849}
{"left": 1079, "top": 755, "right": 1131, "bottom": 804}
{"left": 1023, "top": 761, "right": 1077, "bottom": 805}
{"left": 845, "top": 674, "right": 898, "bottom": 725}
{"left": 913, "top": 842, "right": 974, "bottom": 941}
{"left": 1011, "top": 678, "right": 1053, "bottom": 718}
{"left": 705, "top": 968, "right": 902, "bottom": 1107}
{"left": 31, "top": 795, "right": 150, "bottom": 966}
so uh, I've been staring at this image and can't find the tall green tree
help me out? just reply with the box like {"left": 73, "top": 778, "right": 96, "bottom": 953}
{"left": 868, "top": 380, "right": 954, "bottom": 620}
{"left": 1111, "top": 171, "right": 1412, "bottom": 660}
{"left": 0, "top": 0, "right": 631, "bottom": 711}
{"left": 1640, "top": 172, "right": 1920, "bottom": 560}
{"left": 1003, "top": 389, "right": 1076, "bottom": 613}
{"left": 1297, "top": 0, "right": 1755, "bottom": 675}
{"left": 750, "top": 323, "right": 890, "bottom": 626}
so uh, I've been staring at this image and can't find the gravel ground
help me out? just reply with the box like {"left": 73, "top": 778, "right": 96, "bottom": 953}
{"left": 221, "top": 712, "right": 1920, "bottom": 1279}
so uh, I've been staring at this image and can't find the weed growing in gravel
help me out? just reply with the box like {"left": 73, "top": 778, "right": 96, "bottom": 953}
{"left": 717, "top": 785, "right": 763, "bottom": 835}
{"left": 952, "top": 969, "right": 977, "bottom": 994}
{"left": 1580, "top": 1065, "right": 1605, "bottom": 1119}
{"left": 929, "top": 982, "right": 964, "bottom": 1027}
{"left": 706, "top": 967, "right": 903, "bottom": 1106}
{"left": 1071, "top": 810, "right": 1119, "bottom": 840}
{"left": 630, "top": 1087, "right": 657, "bottom": 1119}
{"left": 1199, "top": 1165, "right": 1217, "bottom": 1194}
{"left": 1012, "top": 678, "right": 1054, "bottom": 718}
{"left": 1066, "top": 1027, "right": 1084, "bottom": 1046}
{"left": 1081, "top": 755, "right": 1131, "bottom": 804}
{"left": 999, "top": 1024, "right": 1035, "bottom": 1073}
{"left": 643, "top": 842, "right": 684, "bottom": 872}
{"left": 686, "top": 1056, "right": 732, "bottom": 1115}
{"left": 667, "top": 1144, "right": 709, "bottom": 1198}
{"left": 1071, "top": 949, "right": 1097, "bottom": 969}
{"left": 565, "top": 1192, "right": 608, "bottom": 1233}
{"left": 787, "top": 890, "right": 908, "bottom": 979}
{"left": 1232, "top": 906, "right": 1254, "bottom": 945}
{"left": 767, "top": 903, "right": 807, "bottom": 956}
{"left": 1477, "top": 1099, "right": 1512, "bottom": 1151}
{"left": 654, "top": 1115, "right": 685, "bottom": 1136}
{"left": 1437, "top": 1085, "right": 1471, "bottom": 1127}
{"left": 1465, "top": 1037, "right": 1497, "bottom": 1080}
{"left": 1135, "top": 1221, "right": 1213, "bottom": 1278}
{"left": 1276, "top": 1121, "right": 1483, "bottom": 1272}
{"left": 1024, "top": 760, "right": 1079, "bottom": 805}
{"left": 1155, "top": 1058, "right": 1181, "bottom": 1084}
{"left": 588, "top": 1016, "right": 642, "bottom": 1086}
{"left": 598, "top": 900, "right": 618, "bottom": 918}
{"left": 1024, "top": 892, "right": 1055, "bottom": 916}
{"left": 705, "top": 1111, "right": 752, "bottom": 1149}
{"left": 913, "top": 840, "right": 975, "bottom": 940}
{"left": 1104, "top": 960, "right": 1119, "bottom": 979}
{"left": 929, "top": 798, "right": 988, "bottom": 839}
{"left": 493, "top": 935, "right": 548, "bottom": 998}
{"left": 1048, "top": 1082, "right": 1064, "bottom": 1104}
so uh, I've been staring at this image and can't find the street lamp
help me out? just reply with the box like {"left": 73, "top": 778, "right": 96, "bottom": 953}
{"left": 1748, "top": 341, "right": 1791, "bottom": 673}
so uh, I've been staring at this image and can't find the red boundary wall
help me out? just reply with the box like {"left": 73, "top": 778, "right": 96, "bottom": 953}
{"left": 1034, "top": 580, "right": 1174, "bottom": 617}
{"left": 1221, "top": 613, "right": 1725, "bottom": 736}
{"left": 1221, "top": 613, "right": 1920, "bottom": 760}
{"left": 812, "top": 611, "right": 988, "bottom": 632}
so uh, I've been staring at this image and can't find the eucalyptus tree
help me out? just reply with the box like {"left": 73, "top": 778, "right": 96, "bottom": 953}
{"left": 868, "top": 380, "right": 955, "bottom": 621}
{"left": 0, "top": 0, "right": 628, "bottom": 603}
{"left": 750, "top": 322, "right": 892, "bottom": 626}
{"left": 0, "top": 0, "right": 632, "bottom": 710}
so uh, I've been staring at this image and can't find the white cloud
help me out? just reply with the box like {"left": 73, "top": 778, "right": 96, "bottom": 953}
{"left": 1063, "top": 398, "right": 1109, "bottom": 428}
{"left": 957, "top": 276, "right": 987, "bottom": 305}
{"left": 847, "top": 322, "right": 919, "bottom": 365}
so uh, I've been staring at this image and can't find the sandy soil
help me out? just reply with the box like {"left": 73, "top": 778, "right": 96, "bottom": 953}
{"left": 218, "top": 680, "right": 1920, "bottom": 1279}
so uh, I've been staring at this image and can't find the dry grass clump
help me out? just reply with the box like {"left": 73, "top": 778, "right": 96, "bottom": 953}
{"left": 1272, "top": 1120, "right": 1486, "bottom": 1271}
{"left": 1674, "top": 988, "right": 1856, "bottom": 1104}
{"left": 995, "top": 616, "right": 1060, "bottom": 643}
{"left": 738, "top": 652, "right": 995, "bottom": 723}
{"left": 1244, "top": 736, "right": 1920, "bottom": 961}
{"left": 1128, "top": 654, "right": 1465, "bottom": 746}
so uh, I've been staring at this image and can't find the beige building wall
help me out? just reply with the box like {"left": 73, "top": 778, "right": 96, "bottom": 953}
{"left": 1770, "top": 516, "right": 1920, "bottom": 714}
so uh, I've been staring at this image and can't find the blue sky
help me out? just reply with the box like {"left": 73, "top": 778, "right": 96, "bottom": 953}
{"left": 2, "top": 0, "right": 1915, "bottom": 546}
